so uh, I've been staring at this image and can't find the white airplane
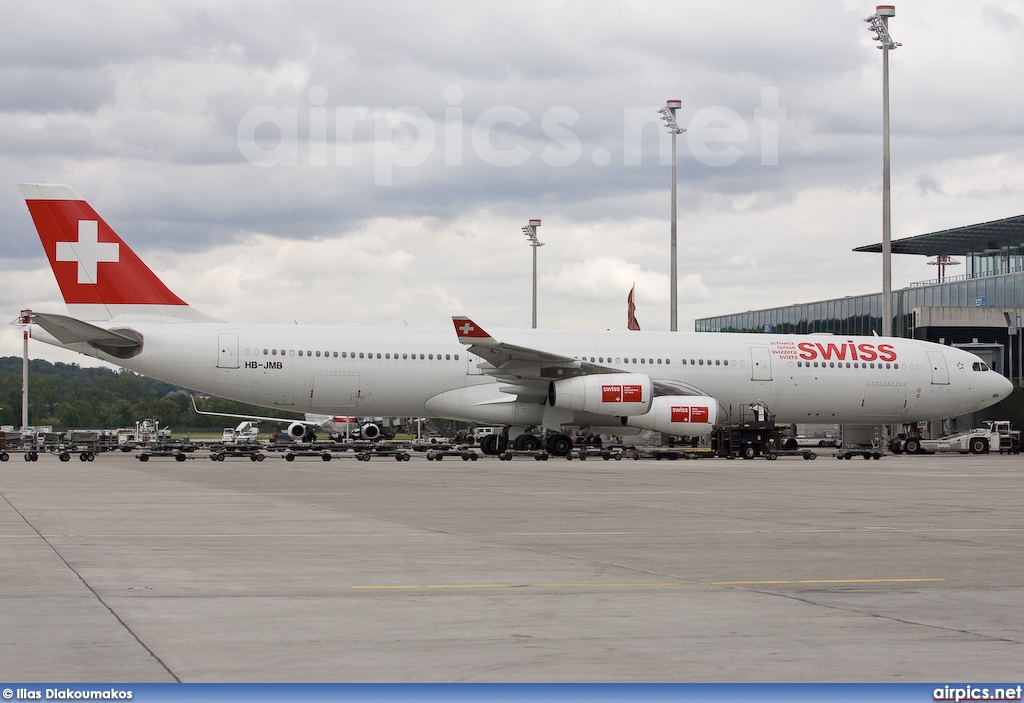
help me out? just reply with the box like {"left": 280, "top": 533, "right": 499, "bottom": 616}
{"left": 18, "top": 183, "right": 1013, "bottom": 455}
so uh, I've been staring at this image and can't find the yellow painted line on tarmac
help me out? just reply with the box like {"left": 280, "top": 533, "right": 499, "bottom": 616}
{"left": 709, "top": 578, "right": 945, "bottom": 585}
{"left": 352, "top": 578, "right": 944, "bottom": 591}
{"left": 353, "top": 582, "right": 686, "bottom": 590}
{"left": 40, "top": 532, "right": 446, "bottom": 539}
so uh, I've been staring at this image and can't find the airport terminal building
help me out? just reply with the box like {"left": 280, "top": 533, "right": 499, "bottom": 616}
{"left": 696, "top": 214, "right": 1024, "bottom": 381}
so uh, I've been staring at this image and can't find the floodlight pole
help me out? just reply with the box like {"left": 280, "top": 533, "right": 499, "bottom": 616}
{"left": 522, "top": 219, "right": 543, "bottom": 328}
{"left": 659, "top": 100, "right": 685, "bottom": 332}
{"left": 866, "top": 6, "right": 900, "bottom": 337}
{"left": 19, "top": 310, "right": 31, "bottom": 431}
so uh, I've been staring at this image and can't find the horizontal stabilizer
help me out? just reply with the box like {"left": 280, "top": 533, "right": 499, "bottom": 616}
{"left": 30, "top": 312, "right": 143, "bottom": 357}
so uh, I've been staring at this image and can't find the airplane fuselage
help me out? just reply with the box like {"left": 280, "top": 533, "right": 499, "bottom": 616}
{"left": 34, "top": 322, "right": 1008, "bottom": 427}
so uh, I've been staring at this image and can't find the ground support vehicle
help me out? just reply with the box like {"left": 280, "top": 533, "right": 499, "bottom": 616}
{"left": 623, "top": 446, "right": 709, "bottom": 461}
{"left": 498, "top": 449, "right": 551, "bottom": 462}
{"left": 712, "top": 420, "right": 782, "bottom": 460}
{"left": 772, "top": 449, "right": 819, "bottom": 460}
{"left": 833, "top": 448, "right": 884, "bottom": 460}
{"left": 567, "top": 445, "right": 630, "bottom": 461}
{"left": 350, "top": 446, "right": 412, "bottom": 462}
{"left": 137, "top": 449, "right": 189, "bottom": 462}
{"left": 207, "top": 444, "right": 265, "bottom": 462}
{"left": 889, "top": 420, "right": 1019, "bottom": 455}
{"left": 57, "top": 431, "right": 105, "bottom": 462}
{"left": 281, "top": 448, "right": 335, "bottom": 462}
{"left": 425, "top": 447, "right": 479, "bottom": 461}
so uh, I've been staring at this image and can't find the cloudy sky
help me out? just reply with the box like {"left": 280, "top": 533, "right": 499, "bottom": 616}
{"left": 2, "top": 0, "right": 1024, "bottom": 365}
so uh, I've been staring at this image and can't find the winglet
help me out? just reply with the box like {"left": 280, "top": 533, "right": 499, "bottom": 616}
{"left": 452, "top": 316, "right": 493, "bottom": 343}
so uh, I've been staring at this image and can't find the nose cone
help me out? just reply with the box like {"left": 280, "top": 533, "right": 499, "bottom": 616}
{"left": 994, "top": 372, "right": 1015, "bottom": 401}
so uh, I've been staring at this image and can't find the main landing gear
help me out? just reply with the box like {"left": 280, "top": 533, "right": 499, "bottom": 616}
{"left": 478, "top": 430, "right": 574, "bottom": 457}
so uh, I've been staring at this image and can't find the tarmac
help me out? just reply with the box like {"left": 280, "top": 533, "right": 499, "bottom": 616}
{"left": 1, "top": 447, "right": 1022, "bottom": 682}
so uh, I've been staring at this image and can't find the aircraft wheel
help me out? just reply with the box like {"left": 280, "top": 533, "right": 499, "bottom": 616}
{"left": 515, "top": 434, "right": 541, "bottom": 451}
{"left": 546, "top": 434, "right": 573, "bottom": 457}
{"left": 59, "top": 452, "right": 71, "bottom": 462}
{"left": 479, "top": 435, "right": 498, "bottom": 456}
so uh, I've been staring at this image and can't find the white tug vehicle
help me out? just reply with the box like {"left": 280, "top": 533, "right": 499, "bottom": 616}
{"left": 890, "top": 420, "right": 1020, "bottom": 455}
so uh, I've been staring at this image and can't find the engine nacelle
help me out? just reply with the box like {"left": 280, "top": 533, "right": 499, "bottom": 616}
{"left": 287, "top": 422, "right": 307, "bottom": 439}
{"left": 359, "top": 422, "right": 381, "bottom": 440}
{"left": 548, "top": 374, "right": 653, "bottom": 416}
{"left": 623, "top": 396, "right": 720, "bottom": 436}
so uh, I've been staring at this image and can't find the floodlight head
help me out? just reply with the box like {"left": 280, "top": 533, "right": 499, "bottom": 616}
{"left": 876, "top": 5, "right": 896, "bottom": 17}
{"left": 529, "top": 219, "right": 541, "bottom": 227}
{"left": 666, "top": 99, "right": 681, "bottom": 111}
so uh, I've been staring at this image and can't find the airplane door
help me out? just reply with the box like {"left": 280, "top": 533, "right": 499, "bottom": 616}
{"left": 750, "top": 347, "right": 772, "bottom": 381}
{"left": 927, "top": 350, "right": 950, "bottom": 385}
{"left": 312, "top": 372, "right": 361, "bottom": 408}
{"left": 217, "top": 333, "right": 239, "bottom": 369}
{"left": 861, "top": 382, "right": 907, "bottom": 418}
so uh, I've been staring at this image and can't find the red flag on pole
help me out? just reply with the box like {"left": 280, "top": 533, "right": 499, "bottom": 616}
{"left": 627, "top": 285, "right": 640, "bottom": 331}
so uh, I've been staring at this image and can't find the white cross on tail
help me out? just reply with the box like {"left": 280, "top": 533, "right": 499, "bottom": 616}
{"left": 55, "top": 220, "right": 120, "bottom": 284}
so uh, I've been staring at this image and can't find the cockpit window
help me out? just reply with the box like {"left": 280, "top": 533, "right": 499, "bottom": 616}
{"left": 972, "top": 362, "right": 990, "bottom": 371}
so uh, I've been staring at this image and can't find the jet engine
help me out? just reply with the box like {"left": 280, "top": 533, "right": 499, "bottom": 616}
{"left": 286, "top": 422, "right": 307, "bottom": 439}
{"left": 358, "top": 422, "right": 381, "bottom": 440}
{"left": 548, "top": 374, "right": 653, "bottom": 416}
{"left": 622, "top": 396, "right": 721, "bottom": 436}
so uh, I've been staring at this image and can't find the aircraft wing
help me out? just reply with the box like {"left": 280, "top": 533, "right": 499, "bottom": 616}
{"left": 452, "top": 316, "right": 613, "bottom": 385}
{"left": 451, "top": 316, "right": 711, "bottom": 398}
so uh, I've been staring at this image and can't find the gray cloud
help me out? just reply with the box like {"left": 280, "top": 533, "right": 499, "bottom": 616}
{"left": 2, "top": 0, "right": 1024, "bottom": 356}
